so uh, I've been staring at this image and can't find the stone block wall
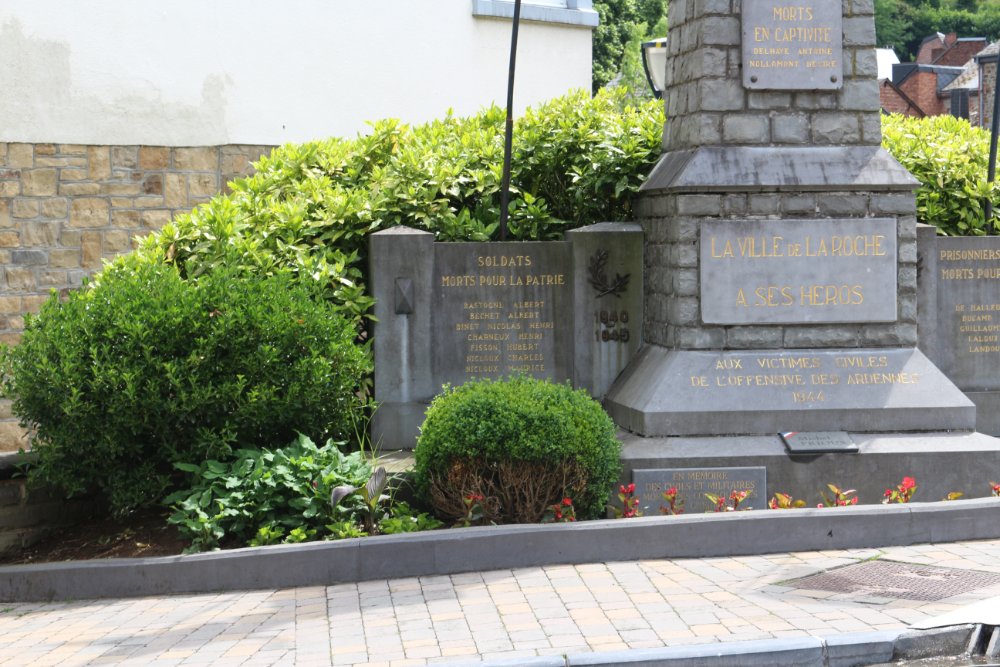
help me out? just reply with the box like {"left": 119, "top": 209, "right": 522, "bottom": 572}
{"left": 0, "top": 142, "right": 274, "bottom": 451}
{"left": 983, "top": 60, "right": 997, "bottom": 130}
{"left": 636, "top": 189, "right": 919, "bottom": 351}
{"left": 662, "top": 0, "right": 881, "bottom": 152}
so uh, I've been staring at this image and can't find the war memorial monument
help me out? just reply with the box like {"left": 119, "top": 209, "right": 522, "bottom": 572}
{"left": 371, "top": 0, "right": 1000, "bottom": 509}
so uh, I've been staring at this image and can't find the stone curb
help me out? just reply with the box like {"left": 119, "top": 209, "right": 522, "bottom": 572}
{"left": 0, "top": 499, "right": 998, "bottom": 602}
{"left": 472, "top": 626, "right": 975, "bottom": 667}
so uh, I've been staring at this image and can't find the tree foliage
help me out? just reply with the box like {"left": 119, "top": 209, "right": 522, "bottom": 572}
{"left": 592, "top": 0, "right": 667, "bottom": 94}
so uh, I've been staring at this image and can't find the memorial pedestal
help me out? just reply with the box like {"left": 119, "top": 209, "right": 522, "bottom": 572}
{"left": 370, "top": 223, "right": 643, "bottom": 450}
{"left": 620, "top": 431, "right": 1000, "bottom": 508}
{"left": 606, "top": 0, "right": 1000, "bottom": 499}
{"left": 918, "top": 227, "right": 1000, "bottom": 436}
{"left": 605, "top": 346, "right": 975, "bottom": 437}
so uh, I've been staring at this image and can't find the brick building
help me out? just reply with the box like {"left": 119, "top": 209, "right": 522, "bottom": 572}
{"left": 879, "top": 33, "right": 989, "bottom": 122}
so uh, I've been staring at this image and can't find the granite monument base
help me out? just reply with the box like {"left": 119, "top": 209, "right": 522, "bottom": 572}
{"left": 604, "top": 346, "right": 975, "bottom": 437}
{"left": 620, "top": 431, "right": 1000, "bottom": 507}
{"left": 965, "top": 391, "right": 1000, "bottom": 437}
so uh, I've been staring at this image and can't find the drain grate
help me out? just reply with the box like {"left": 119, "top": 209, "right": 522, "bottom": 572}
{"left": 785, "top": 560, "right": 1000, "bottom": 602}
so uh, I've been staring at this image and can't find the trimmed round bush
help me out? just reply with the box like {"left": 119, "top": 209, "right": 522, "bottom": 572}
{"left": 1, "top": 258, "right": 371, "bottom": 515}
{"left": 414, "top": 377, "right": 622, "bottom": 522}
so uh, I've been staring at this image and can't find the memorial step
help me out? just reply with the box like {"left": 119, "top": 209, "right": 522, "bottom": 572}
{"left": 605, "top": 346, "right": 975, "bottom": 436}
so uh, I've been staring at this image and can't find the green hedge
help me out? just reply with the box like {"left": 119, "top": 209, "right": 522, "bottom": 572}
{"left": 882, "top": 113, "right": 1000, "bottom": 236}
{"left": 1, "top": 261, "right": 370, "bottom": 515}
{"left": 135, "top": 88, "right": 664, "bottom": 328}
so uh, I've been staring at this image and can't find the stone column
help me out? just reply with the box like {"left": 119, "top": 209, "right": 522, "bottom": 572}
{"left": 605, "top": 0, "right": 975, "bottom": 437}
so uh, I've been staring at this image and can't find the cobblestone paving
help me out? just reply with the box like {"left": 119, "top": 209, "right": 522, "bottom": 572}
{"left": 2, "top": 539, "right": 1000, "bottom": 666}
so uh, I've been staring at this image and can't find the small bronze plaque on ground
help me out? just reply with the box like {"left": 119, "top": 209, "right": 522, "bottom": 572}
{"left": 781, "top": 431, "right": 858, "bottom": 454}
{"left": 632, "top": 467, "right": 766, "bottom": 515}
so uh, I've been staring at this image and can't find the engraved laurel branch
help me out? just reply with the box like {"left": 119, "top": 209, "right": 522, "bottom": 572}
{"left": 587, "top": 249, "right": 630, "bottom": 298}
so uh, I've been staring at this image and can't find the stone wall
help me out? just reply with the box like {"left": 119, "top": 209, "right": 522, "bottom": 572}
{"left": 982, "top": 60, "right": 997, "bottom": 130}
{"left": 660, "top": 0, "right": 881, "bottom": 152}
{"left": 637, "top": 0, "right": 917, "bottom": 352}
{"left": 636, "top": 189, "right": 919, "bottom": 351}
{"left": 0, "top": 142, "right": 273, "bottom": 450}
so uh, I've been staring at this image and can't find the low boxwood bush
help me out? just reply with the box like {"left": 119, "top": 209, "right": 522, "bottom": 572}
{"left": 414, "top": 376, "right": 622, "bottom": 522}
{"left": 882, "top": 113, "right": 1000, "bottom": 236}
{"left": 0, "top": 259, "right": 371, "bottom": 515}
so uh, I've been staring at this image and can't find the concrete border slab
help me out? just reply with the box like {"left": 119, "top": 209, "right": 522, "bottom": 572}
{"left": 2, "top": 498, "right": 999, "bottom": 602}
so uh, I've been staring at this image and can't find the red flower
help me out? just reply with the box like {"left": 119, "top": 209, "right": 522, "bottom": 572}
{"left": 901, "top": 477, "right": 916, "bottom": 490}
{"left": 562, "top": 497, "right": 573, "bottom": 506}
{"left": 884, "top": 489, "right": 892, "bottom": 497}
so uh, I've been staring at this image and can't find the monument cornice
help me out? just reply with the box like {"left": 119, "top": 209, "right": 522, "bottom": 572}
{"left": 640, "top": 146, "right": 920, "bottom": 194}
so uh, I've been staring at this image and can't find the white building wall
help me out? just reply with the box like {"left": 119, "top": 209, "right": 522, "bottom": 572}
{"left": 0, "top": 0, "right": 593, "bottom": 146}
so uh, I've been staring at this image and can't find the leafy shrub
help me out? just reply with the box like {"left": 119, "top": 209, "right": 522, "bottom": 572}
{"left": 135, "top": 88, "right": 663, "bottom": 327}
{"left": 164, "top": 434, "right": 374, "bottom": 552}
{"left": 379, "top": 502, "right": 445, "bottom": 534}
{"left": 882, "top": 113, "right": 1000, "bottom": 236}
{"left": 413, "top": 377, "right": 622, "bottom": 522}
{"left": 1, "top": 260, "right": 371, "bottom": 515}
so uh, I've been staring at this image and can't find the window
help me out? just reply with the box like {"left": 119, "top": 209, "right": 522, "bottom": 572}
{"left": 951, "top": 90, "right": 970, "bottom": 119}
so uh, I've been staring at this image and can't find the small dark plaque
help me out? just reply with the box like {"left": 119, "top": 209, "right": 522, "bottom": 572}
{"left": 633, "top": 467, "right": 766, "bottom": 515}
{"left": 742, "top": 0, "right": 843, "bottom": 90}
{"left": 781, "top": 431, "right": 858, "bottom": 453}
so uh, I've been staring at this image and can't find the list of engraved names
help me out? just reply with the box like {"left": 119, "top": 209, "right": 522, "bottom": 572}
{"left": 938, "top": 246, "right": 1000, "bottom": 357}
{"left": 434, "top": 245, "right": 570, "bottom": 384}
{"left": 742, "top": 1, "right": 843, "bottom": 89}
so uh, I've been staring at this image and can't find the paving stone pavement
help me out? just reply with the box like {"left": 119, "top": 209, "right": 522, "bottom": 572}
{"left": 3, "top": 539, "right": 1000, "bottom": 666}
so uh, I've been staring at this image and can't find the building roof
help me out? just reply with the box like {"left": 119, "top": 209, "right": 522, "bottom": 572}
{"left": 894, "top": 63, "right": 964, "bottom": 90}
{"left": 942, "top": 59, "right": 979, "bottom": 92}
{"left": 977, "top": 40, "right": 1000, "bottom": 61}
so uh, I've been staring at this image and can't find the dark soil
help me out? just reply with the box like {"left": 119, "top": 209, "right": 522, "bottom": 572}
{"left": 0, "top": 508, "right": 188, "bottom": 565}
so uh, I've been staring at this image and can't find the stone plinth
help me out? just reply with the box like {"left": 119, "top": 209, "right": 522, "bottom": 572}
{"left": 371, "top": 223, "right": 643, "bottom": 449}
{"left": 607, "top": 0, "right": 984, "bottom": 454}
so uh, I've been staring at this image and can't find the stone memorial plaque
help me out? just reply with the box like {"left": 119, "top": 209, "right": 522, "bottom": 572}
{"left": 780, "top": 431, "right": 858, "bottom": 454}
{"left": 633, "top": 467, "right": 766, "bottom": 514}
{"left": 682, "top": 348, "right": 927, "bottom": 410}
{"left": 932, "top": 237, "right": 1000, "bottom": 391}
{"left": 603, "top": 346, "right": 974, "bottom": 436}
{"left": 742, "top": 0, "right": 843, "bottom": 90}
{"left": 432, "top": 241, "right": 574, "bottom": 387}
{"left": 700, "top": 218, "right": 897, "bottom": 324}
